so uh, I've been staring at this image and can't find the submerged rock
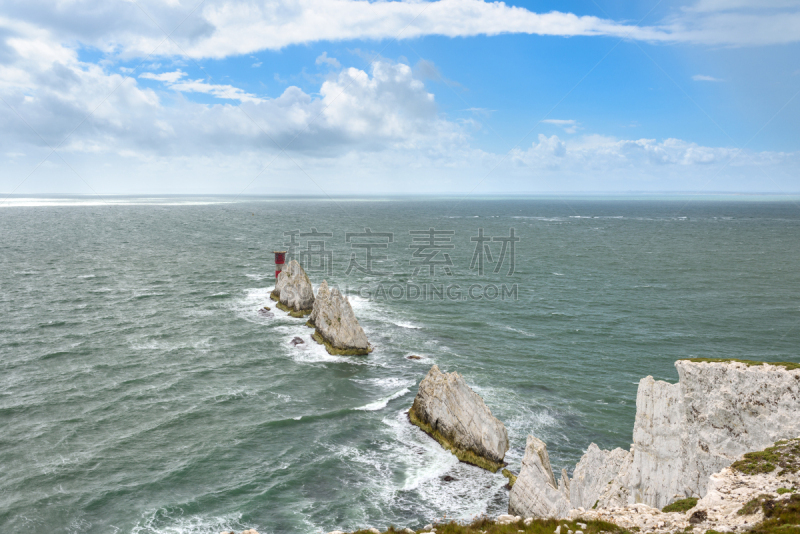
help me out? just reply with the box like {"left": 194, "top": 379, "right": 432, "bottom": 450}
{"left": 308, "top": 280, "right": 371, "bottom": 355}
{"left": 508, "top": 435, "right": 571, "bottom": 518}
{"left": 290, "top": 336, "right": 305, "bottom": 346}
{"left": 271, "top": 260, "right": 314, "bottom": 317}
{"left": 408, "top": 365, "right": 508, "bottom": 472}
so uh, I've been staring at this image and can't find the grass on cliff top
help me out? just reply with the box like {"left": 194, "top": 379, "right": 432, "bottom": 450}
{"left": 731, "top": 438, "right": 800, "bottom": 476}
{"left": 407, "top": 401, "right": 505, "bottom": 473}
{"left": 662, "top": 497, "right": 698, "bottom": 513}
{"left": 747, "top": 494, "right": 800, "bottom": 534}
{"left": 680, "top": 358, "right": 800, "bottom": 371}
{"left": 350, "top": 518, "right": 629, "bottom": 534}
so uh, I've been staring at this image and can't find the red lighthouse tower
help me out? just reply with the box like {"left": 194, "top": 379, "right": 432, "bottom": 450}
{"left": 273, "top": 251, "right": 287, "bottom": 279}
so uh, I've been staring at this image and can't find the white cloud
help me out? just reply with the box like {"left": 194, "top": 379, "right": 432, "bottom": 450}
{"left": 542, "top": 119, "right": 580, "bottom": 134}
{"left": 2, "top": 0, "right": 799, "bottom": 68}
{"left": 141, "top": 69, "right": 262, "bottom": 102}
{"left": 315, "top": 52, "right": 340, "bottom": 68}
{"left": 510, "top": 133, "right": 788, "bottom": 169}
{"left": 0, "top": 12, "right": 798, "bottom": 195}
{"left": 692, "top": 74, "right": 724, "bottom": 82}
{"left": 140, "top": 70, "right": 187, "bottom": 83}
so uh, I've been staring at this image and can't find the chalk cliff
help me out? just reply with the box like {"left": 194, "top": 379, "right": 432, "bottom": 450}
{"left": 308, "top": 281, "right": 371, "bottom": 355}
{"left": 409, "top": 365, "right": 509, "bottom": 472}
{"left": 271, "top": 260, "right": 314, "bottom": 317}
{"left": 509, "top": 359, "right": 800, "bottom": 518}
{"left": 508, "top": 435, "right": 571, "bottom": 517}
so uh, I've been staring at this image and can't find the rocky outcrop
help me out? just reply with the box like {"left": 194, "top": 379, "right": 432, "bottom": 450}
{"left": 508, "top": 436, "right": 571, "bottom": 517}
{"left": 510, "top": 359, "right": 800, "bottom": 518}
{"left": 408, "top": 365, "right": 508, "bottom": 473}
{"left": 307, "top": 281, "right": 371, "bottom": 355}
{"left": 569, "top": 443, "right": 632, "bottom": 510}
{"left": 574, "top": 437, "right": 800, "bottom": 534}
{"left": 271, "top": 260, "right": 314, "bottom": 317}
{"left": 626, "top": 359, "right": 800, "bottom": 508}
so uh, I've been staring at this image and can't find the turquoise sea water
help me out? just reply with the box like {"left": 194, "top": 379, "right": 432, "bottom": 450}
{"left": 1, "top": 197, "right": 799, "bottom": 534}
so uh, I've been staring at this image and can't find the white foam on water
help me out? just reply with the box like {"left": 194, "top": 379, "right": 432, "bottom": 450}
{"left": 393, "top": 321, "right": 421, "bottom": 329}
{"left": 230, "top": 286, "right": 290, "bottom": 325}
{"left": 245, "top": 273, "right": 272, "bottom": 281}
{"left": 381, "top": 410, "right": 508, "bottom": 521}
{"left": 278, "top": 328, "right": 373, "bottom": 366}
{"left": 131, "top": 510, "right": 253, "bottom": 534}
{"left": 130, "top": 337, "right": 212, "bottom": 352}
{"left": 351, "top": 377, "right": 415, "bottom": 390}
{"left": 353, "top": 388, "right": 411, "bottom": 411}
{"left": 503, "top": 326, "right": 536, "bottom": 338}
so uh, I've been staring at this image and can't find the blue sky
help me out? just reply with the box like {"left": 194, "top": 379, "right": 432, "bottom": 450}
{"left": 1, "top": 0, "right": 799, "bottom": 195}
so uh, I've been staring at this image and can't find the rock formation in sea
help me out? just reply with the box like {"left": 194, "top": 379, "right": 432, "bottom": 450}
{"left": 408, "top": 365, "right": 509, "bottom": 472}
{"left": 270, "top": 260, "right": 315, "bottom": 317}
{"left": 509, "top": 358, "right": 800, "bottom": 518}
{"left": 307, "top": 280, "right": 371, "bottom": 355}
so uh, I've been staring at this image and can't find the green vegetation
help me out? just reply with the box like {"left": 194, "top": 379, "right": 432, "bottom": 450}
{"left": 407, "top": 401, "right": 505, "bottom": 473}
{"left": 501, "top": 469, "right": 517, "bottom": 488}
{"left": 349, "top": 517, "right": 630, "bottom": 534}
{"left": 777, "top": 488, "right": 796, "bottom": 495}
{"left": 662, "top": 497, "right": 698, "bottom": 513}
{"left": 739, "top": 495, "right": 776, "bottom": 515}
{"left": 273, "top": 300, "right": 312, "bottom": 317}
{"left": 748, "top": 494, "right": 800, "bottom": 534}
{"left": 680, "top": 358, "right": 800, "bottom": 371}
{"left": 731, "top": 439, "right": 800, "bottom": 476}
{"left": 310, "top": 330, "right": 371, "bottom": 356}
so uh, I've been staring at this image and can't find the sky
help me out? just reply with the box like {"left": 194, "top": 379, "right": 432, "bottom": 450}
{"left": 1, "top": 0, "right": 799, "bottom": 196}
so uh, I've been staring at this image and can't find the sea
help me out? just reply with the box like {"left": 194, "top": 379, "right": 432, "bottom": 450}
{"left": 2, "top": 196, "right": 799, "bottom": 534}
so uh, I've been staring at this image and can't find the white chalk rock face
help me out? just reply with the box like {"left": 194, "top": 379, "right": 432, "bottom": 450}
{"left": 509, "top": 359, "right": 800, "bottom": 518}
{"left": 627, "top": 360, "right": 800, "bottom": 508}
{"left": 508, "top": 435, "right": 571, "bottom": 518}
{"left": 570, "top": 443, "right": 632, "bottom": 510}
{"left": 626, "top": 375, "right": 685, "bottom": 508}
{"left": 309, "top": 280, "right": 371, "bottom": 355}
{"left": 272, "top": 260, "right": 314, "bottom": 313}
{"left": 409, "top": 365, "right": 509, "bottom": 471}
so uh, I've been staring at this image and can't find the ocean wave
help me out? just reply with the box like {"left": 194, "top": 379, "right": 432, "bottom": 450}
{"left": 351, "top": 377, "right": 415, "bottom": 390}
{"left": 393, "top": 321, "right": 421, "bottom": 329}
{"left": 380, "top": 410, "right": 508, "bottom": 520}
{"left": 503, "top": 326, "right": 536, "bottom": 338}
{"left": 131, "top": 509, "right": 249, "bottom": 534}
{"left": 353, "top": 388, "right": 410, "bottom": 411}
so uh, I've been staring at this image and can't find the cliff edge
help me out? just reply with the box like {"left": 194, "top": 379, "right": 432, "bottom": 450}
{"left": 510, "top": 358, "right": 800, "bottom": 518}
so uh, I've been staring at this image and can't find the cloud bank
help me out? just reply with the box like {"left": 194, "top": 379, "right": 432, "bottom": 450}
{"left": 1, "top": 0, "right": 800, "bottom": 64}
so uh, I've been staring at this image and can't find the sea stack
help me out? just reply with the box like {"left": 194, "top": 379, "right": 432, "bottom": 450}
{"left": 307, "top": 280, "right": 371, "bottom": 355}
{"left": 271, "top": 260, "right": 314, "bottom": 317}
{"left": 408, "top": 365, "right": 509, "bottom": 472}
